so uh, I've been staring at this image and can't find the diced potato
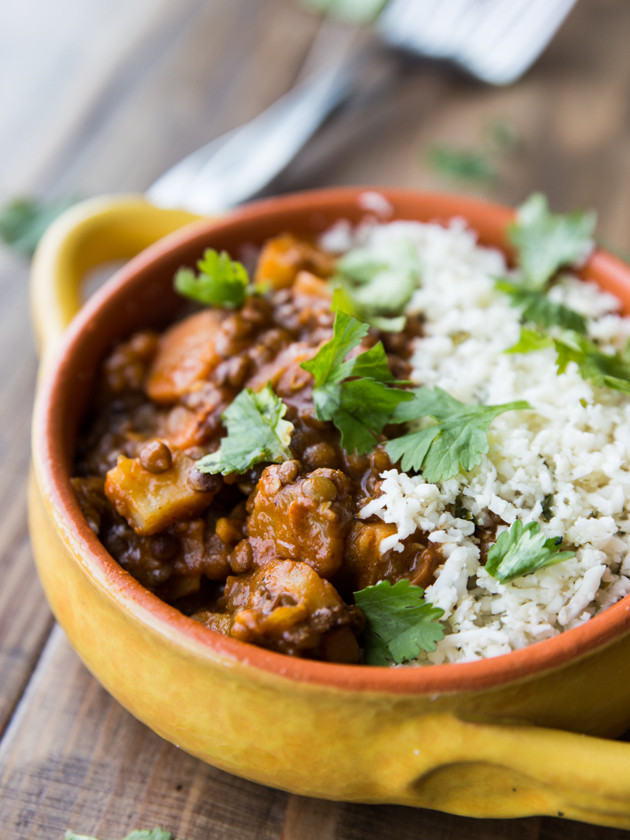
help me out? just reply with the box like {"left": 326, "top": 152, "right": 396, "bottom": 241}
{"left": 145, "top": 309, "right": 223, "bottom": 404}
{"left": 254, "top": 234, "right": 336, "bottom": 290}
{"left": 105, "top": 450, "right": 218, "bottom": 535}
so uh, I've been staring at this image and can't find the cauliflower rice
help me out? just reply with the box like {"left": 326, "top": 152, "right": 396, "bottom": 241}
{"left": 323, "top": 215, "right": 630, "bottom": 665}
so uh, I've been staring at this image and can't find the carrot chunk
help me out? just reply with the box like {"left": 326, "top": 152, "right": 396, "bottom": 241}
{"left": 146, "top": 309, "right": 223, "bottom": 404}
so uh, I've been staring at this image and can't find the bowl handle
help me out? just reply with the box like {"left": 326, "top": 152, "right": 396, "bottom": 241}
{"left": 30, "top": 195, "right": 203, "bottom": 359}
{"left": 378, "top": 712, "right": 630, "bottom": 826}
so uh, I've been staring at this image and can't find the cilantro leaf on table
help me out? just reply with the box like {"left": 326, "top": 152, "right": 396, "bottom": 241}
{"left": 195, "top": 384, "right": 293, "bottom": 475}
{"left": 485, "top": 520, "right": 574, "bottom": 583}
{"left": 508, "top": 328, "right": 630, "bottom": 395}
{"left": 429, "top": 145, "right": 497, "bottom": 185}
{"left": 508, "top": 193, "right": 596, "bottom": 290}
{"left": 0, "top": 195, "right": 78, "bottom": 256}
{"left": 174, "top": 248, "right": 249, "bottom": 309}
{"left": 300, "top": 0, "right": 386, "bottom": 23}
{"left": 65, "top": 830, "right": 174, "bottom": 840}
{"left": 385, "top": 387, "right": 530, "bottom": 482}
{"left": 331, "top": 237, "right": 421, "bottom": 332}
{"left": 496, "top": 280, "right": 587, "bottom": 334}
{"left": 300, "top": 311, "right": 412, "bottom": 455}
{"left": 354, "top": 579, "right": 444, "bottom": 665}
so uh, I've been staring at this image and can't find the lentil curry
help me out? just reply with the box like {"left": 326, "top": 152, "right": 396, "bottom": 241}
{"left": 72, "top": 231, "right": 453, "bottom": 664}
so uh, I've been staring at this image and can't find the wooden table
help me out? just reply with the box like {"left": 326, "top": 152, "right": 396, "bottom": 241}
{"left": 2, "top": 0, "right": 630, "bottom": 837}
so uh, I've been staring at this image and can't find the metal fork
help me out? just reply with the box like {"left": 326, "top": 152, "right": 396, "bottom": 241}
{"left": 147, "top": 0, "right": 577, "bottom": 215}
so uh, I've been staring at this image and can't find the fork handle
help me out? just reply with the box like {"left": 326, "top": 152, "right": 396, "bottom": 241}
{"left": 147, "top": 43, "right": 380, "bottom": 214}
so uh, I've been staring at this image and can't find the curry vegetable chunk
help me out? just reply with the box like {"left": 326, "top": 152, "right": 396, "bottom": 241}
{"left": 105, "top": 449, "right": 219, "bottom": 536}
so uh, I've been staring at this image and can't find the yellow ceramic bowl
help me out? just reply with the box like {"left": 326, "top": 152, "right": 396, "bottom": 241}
{"left": 29, "top": 188, "right": 630, "bottom": 828}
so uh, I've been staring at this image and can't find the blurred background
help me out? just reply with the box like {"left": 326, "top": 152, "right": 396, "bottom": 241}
{"left": 1, "top": 0, "right": 630, "bottom": 838}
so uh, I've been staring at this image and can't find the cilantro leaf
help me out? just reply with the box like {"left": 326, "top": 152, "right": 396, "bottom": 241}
{"left": 0, "top": 195, "right": 78, "bottom": 256}
{"left": 385, "top": 387, "right": 530, "bottom": 482}
{"left": 506, "top": 327, "right": 554, "bottom": 355}
{"left": 496, "top": 280, "right": 587, "bottom": 334}
{"left": 331, "top": 238, "right": 421, "bottom": 332}
{"left": 429, "top": 145, "right": 497, "bottom": 185}
{"left": 508, "top": 328, "right": 630, "bottom": 395}
{"left": 174, "top": 248, "right": 249, "bottom": 309}
{"left": 554, "top": 333, "right": 630, "bottom": 394}
{"left": 300, "top": 311, "right": 412, "bottom": 455}
{"left": 65, "top": 830, "right": 174, "bottom": 840}
{"left": 195, "top": 385, "right": 293, "bottom": 475}
{"left": 354, "top": 580, "right": 444, "bottom": 665}
{"left": 485, "top": 520, "right": 574, "bottom": 583}
{"left": 300, "top": 0, "right": 386, "bottom": 23}
{"left": 508, "top": 193, "right": 596, "bottom": 290}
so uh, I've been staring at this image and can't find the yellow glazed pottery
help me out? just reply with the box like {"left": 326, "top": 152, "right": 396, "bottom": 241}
{"left": 29, "top": 188, "right": 630, "bottom": 828}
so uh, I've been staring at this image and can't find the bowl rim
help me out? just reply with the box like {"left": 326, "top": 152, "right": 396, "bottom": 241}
{"left": 32, "top": 185, "right": 630, "bottom": 695}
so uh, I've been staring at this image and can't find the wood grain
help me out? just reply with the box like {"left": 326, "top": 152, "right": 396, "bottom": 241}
{"left": 2, "top": 0, "right": 630, "bottom": 837}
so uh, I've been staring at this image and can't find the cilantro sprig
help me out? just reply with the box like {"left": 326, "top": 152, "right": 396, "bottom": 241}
{"left": 496, "top": 194, "right": 593, "bottom": 334}
{"left": 385, "top": 386, "right": 530, "bottom": 482}
{"left": 497, "top": 195, "right": 630, "bottom": 396}
{"left": 354, "top": 579, "right": 444, "bottom": 665}
{"left": 0, "top": 195, "right": 78, "bottom": 256}
{"left": 331, "top": 238, "right": 421, "bottom": 332}
{"left": 65, "top": 830, "right": 174, "bottom": 840}
{"left": 496, "top": 280, "right": 587, "bottom": 334}
{"left": 507, "top": 193, "right": 596, "bottom": 291}
{"left": 485, "top": 520, "right": 574, "bottom": 583}
{"left": 174, "top": 248, "right": 250, "bottom": 309}
{"left": 508, "top": 328, "right": 630, "bottom": 395}
{"left": 195, "top": 384, "right": 293, "bottom": 475}
{"left": 300, "top": 311, "right": 412, "bottom": 455}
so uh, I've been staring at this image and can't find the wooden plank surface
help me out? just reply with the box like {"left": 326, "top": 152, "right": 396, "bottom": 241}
{"left": 1, "top": 0, "right": 630, "bottom": 837}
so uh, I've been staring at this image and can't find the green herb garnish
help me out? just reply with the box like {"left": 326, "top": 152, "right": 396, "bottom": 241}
{"left": 496, "top": 280, "right": 587, "bottom": 334}
{"left": 174, "top": 248, "right": 249, "bottom": 309}
{"left": 385, "top": 386, "right": 530, "bottom": 482}
{"left": 0, "top": 195, "right": 78, "bottom": 256}
{"left": 354, "top": 579, "right": 444, "bottom": 665}
{"left": 507, "top": 193, "right": 596, "bottom": 291}
{"left": 429, "top": 145, "right": 497, "bottom": 185}
{"left": 195, "top": 384, "right": 293, "bottom": 475}
{"left": 508, "top": 328, "right": 630, "bottom": 395}
{"left": 331, "top": 238, "right": 421, "bottom": 332}
{"left": 65, "top": 830, "right": 174, "bottom": 840}
{"left": 485, "top": 520, "right": 574, "bottom": 583}
{"left": 300, "top": 311, "right": 412, "bottom": 455}
{"left": 300, "top": 0, "right": 386, "bottom": 23}
{"left": 506, "top": 327, "right": 555, "bottom": 355}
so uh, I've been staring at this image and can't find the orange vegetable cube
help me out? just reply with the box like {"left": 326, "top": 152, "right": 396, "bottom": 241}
{"left": 105, "top": 450, "right": 218, "bottom": 535}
